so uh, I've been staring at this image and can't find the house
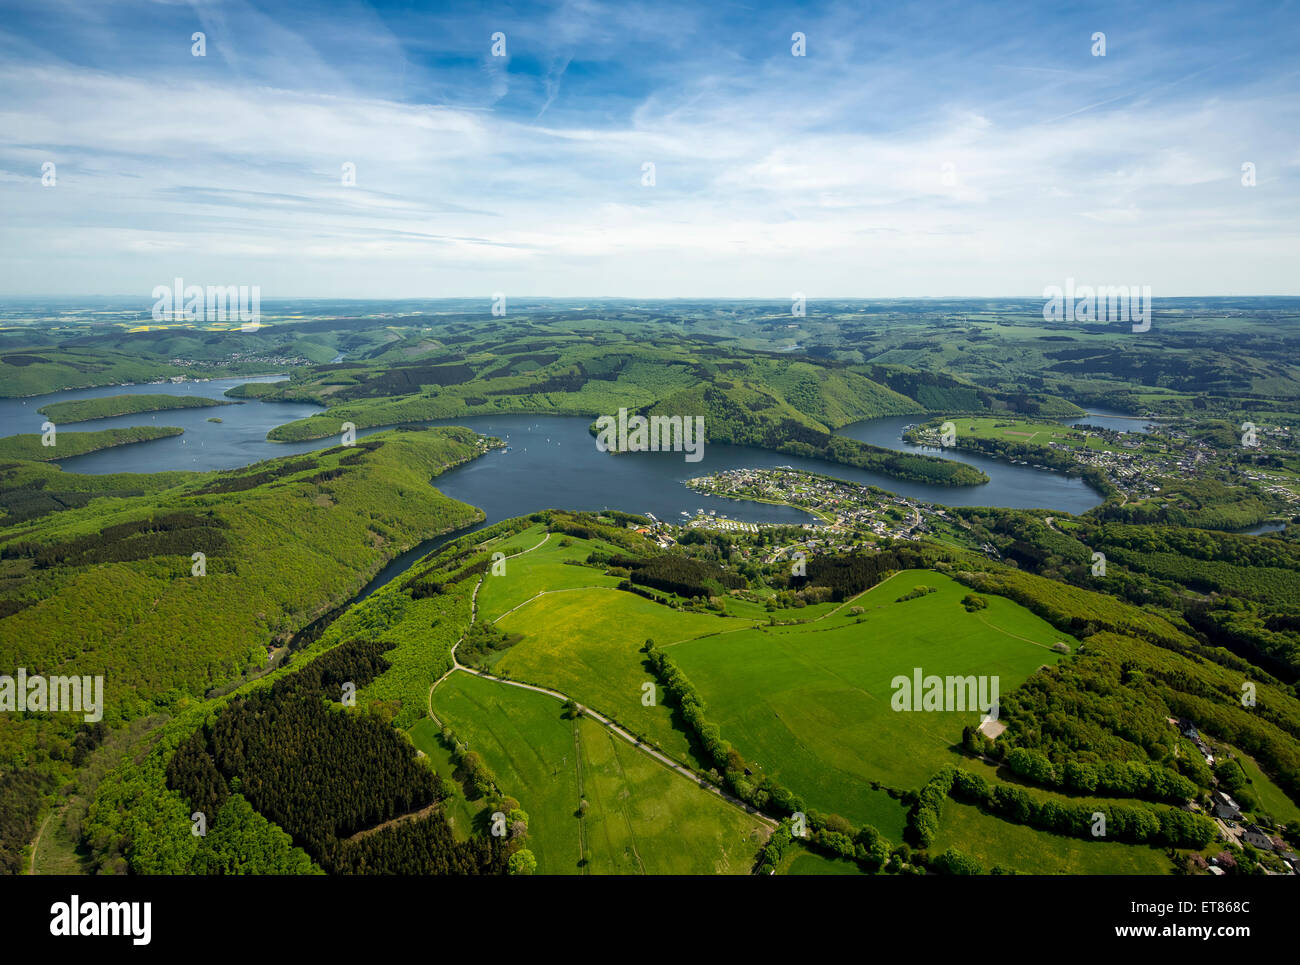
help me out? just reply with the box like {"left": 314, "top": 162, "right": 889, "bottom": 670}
{"left": 1212, "top": 790, "right": 1243, "bottom": 822}
{"left": 1241, "top": 826, "right": 1276, "bottom": 851}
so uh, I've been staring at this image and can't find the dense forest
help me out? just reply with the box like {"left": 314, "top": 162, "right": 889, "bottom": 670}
{"left": 167, "top": 637, "right": 507, "bottom": 874}
{"left": 952, "top": 507, "right": 1300, "bottom": 681}
{"left": 0, "top": 425, "right": 183, "bottom": 461}
{"left": 792, "top": 546, "right": 926, "bottom": 601}
{"left": 0, "top": 426, "right": 490, "bottom": 875}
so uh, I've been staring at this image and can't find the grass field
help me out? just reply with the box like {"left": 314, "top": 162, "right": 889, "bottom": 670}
{"left": 945, "top": 416, "right": 1125, "bottom": 453}
{"left": 407, "top": 717, "right": 483, "bottom": 842}
{"left": 665, "top": 570, "right": 1070, "bottom": 832}
{"left": 1234, "top": 751, "right": 1300, "bottom": 825}
{"left": 931, "top": 801, "right": 1175, "bottom": 875}
{"left": 475, "top": 526, "right": 626, "bottom": 621}
{"left": 428, "top": 671, "right": 769, "bottom": 874}
{"left": 492, "top": 585, "right": 759, "bottom": 767}
{"left": 30, "top": 808, "right": 92, "bottom": 875}
{"left": 780, "top": 845, "right": 865, "bottom": 876}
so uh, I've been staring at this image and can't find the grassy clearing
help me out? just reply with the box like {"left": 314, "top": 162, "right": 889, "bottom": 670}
{"left": 475, "top": 528, "right": 625, "bottom": 621}
{"left": 429, "top": 671, "right": 768, "bottom": 874}
{"left": 932, "top": 801, "right": 1175, "bottom": 875}
{"left": 1234, "top": 751, "right": 1300, "bottom": 825}
{"left": 667, "top": 570, "right": 1069, "bottom": 829}
{"left": 945, "top": 416, "right": 1123, "bottom": 453}
{"left": 406, "top": 717, "right": 482, "bottom": 842}
{"left": 493, "top": 586, "right": 758, "bottom": 767}
{"left": 779, "top": 844, "right": 866, "bottom": 876}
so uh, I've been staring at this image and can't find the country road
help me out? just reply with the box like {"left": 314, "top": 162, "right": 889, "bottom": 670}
{"left": 425, "top": 531, "right": 777, "bottom": 832}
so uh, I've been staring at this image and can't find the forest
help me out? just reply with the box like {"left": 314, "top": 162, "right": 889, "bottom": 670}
{"left": 167, "top": 637, "right": 508, "bottom": 874}
{"left": 0, "top": 426, "right": 490, "bottom": 874}
{"left": 36, "top": 393, "right": 231, "bottom": 423}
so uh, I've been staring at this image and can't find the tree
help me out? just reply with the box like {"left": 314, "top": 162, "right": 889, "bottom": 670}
{"left": 508, "top": 848, "right": 537, "bottom": 875}
{"left": 930, "top": 847, "right": 983, "bottom": 875}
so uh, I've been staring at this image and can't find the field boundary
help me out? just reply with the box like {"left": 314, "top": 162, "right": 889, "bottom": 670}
{"left": 427, "top": 553, "right": 777, "bottom": 833}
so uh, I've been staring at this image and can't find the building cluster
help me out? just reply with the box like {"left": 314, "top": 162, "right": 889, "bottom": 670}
{"left": 1175, "top": 717, "right": 1300, "bottom": 875}
{"left": 168, "top": 353, "right": 310, "bottom": 368}
{"left": 684, "top": 468, "right": 936, "bottom": 546}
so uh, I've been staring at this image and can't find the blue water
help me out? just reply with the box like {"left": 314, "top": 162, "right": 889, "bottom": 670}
{"left": 1064, "top": 406, "right": 1159, "bottom": 434}
{"left": 0, "top": 376, "right": 355, "bottom": 473}
{"left": 3, "top": 378, "right": 1105, "bottom": 516}
{"left": 833, "top": 415, "right": 1101, "bottom": 512}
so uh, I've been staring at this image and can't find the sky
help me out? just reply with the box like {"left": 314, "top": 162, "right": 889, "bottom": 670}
{"left": 0, "top": 0, "right": 1297, "bottom": 299}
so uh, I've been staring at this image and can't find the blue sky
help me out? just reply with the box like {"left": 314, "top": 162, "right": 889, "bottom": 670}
{"left": 0, "top": 0, "right": 1297, "bottom": 298}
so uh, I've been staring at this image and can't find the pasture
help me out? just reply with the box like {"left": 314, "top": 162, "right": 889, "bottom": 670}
{"left": 492, "top": 585, "right": 758, "bottom": 767}
{"left": 931, "top": 801, "right": 1174, "bottom": 875}
{"left": 429, "top": 671, "right": 769, "bottom": 874}
{"left": 665, "top": 570, "right": 1070, "bottom": 828}
{"left": 474, "top": 525, "right": 627, "bottom": 621}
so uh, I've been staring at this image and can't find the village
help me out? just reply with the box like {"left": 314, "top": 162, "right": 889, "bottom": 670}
{"left": 681, "top": 467, "right": 944, "bottom": 560}
{"left": 909, "top": 416, "right": 1300, "bottom": 510}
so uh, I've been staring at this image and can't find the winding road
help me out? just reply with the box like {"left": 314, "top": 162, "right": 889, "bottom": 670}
{"left": 425, "top": 532, "right": 776, "bottom": 831}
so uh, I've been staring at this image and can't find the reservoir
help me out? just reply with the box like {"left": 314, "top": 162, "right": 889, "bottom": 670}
{"left": 2, "top": 380, "right": 1104, "bottom": 523}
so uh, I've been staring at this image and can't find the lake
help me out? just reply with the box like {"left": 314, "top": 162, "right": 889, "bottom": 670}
{"left": 4, "top": 378, "right": 1106, "bottom": 520}
{"left": 1064, "top": 406, "right": 1159, "bottom": 434}
{"left": 0, "top": 376, "right": 353, "bottom": 473}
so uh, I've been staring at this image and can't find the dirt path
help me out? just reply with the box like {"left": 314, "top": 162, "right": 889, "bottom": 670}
{"left": 452, "top": 662, "right": 775, "bottom": 827}
{"left": 975, "top": 614, "right": 1060, "bottom": 652}
{"left": 28, "top": 807, "right": 58, "bottom": 876}
{"left": 342, "top": 801, "right": 442, "bottom": 842}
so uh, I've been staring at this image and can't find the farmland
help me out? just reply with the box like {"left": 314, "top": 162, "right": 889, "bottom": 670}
{"left": 461, "top": 531, "right": 1072, "bottom": 840}
{"left": 666, "top": 570, "right": 1069, "bottom": 830}
{"left": 492, "top": 586, "right": 756, "bottom": 767}
{"left": 930, "top": 801, "right": 1175, "bottom": 875}
{"left": 428, "top": 671, "right": 769, "bottom": 874}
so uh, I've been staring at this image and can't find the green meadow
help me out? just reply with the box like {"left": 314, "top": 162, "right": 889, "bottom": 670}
{"left": 492, "top": 585, "right": 759, "bottom": 767}
{"left": 780, "top": 845, "right": 866, "bottom": 876}
{"left": 665, "top": 570, "right": 1070, "bottom": 830}
{"left": 945, "top": 416, "right": 1122, "bottom": 453}
{"left": 932, "top": 801, "right": 1174, "bottom": 875}
{"left": 406, "top": 717, "right": 483, "bottom": 842}
{"left": 1234, "top": 750, "right": 1300, "bottom": 825}
{"left": 474, "top": 526, "right": 626, "bottom": 621}
{"left": 429, "top": 671, "right": 769, "bottom": 874}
